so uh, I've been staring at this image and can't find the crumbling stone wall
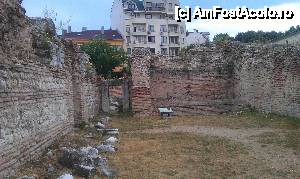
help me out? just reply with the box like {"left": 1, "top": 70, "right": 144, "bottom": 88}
{"left": 131, "top": 50, "right": 155, "bottom": 116}
{"left": 64, "top": 43, "right": 101, "bottom": 123}
{"left": 231, "top": 44, "right": 300, "bottom": 118}
{"left": 0, "top": 0, "right": 101, "bottom": 177}
{"left": 131, "top": 48, "right": 234, "bottom": 116}
{"left": 131, "top": 44, "right": 299, "bottom": 118}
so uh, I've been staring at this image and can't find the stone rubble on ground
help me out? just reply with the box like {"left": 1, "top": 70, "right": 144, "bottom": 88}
{"left": 84, "top": 133, "right": 94, "bottom": 139}
{"left": 59, "top": 146, "right": 114, "bottom": 178}
{"left": 105, "top": 130, "right": 120, "bottom": 137}
{"left": 104, "top": 137, "right": 118, "bottom": 145}
{"left": 79, "top": 146, "right": 99, "bottom": 157}
{"left": 97, "top": 128, "right": 120, "bottom": 137}
{"left": 46, "top": 150, "right": 54, "bottom": 158}
{"left": 95, "top": 122, "right": 105, "bottom": 129}
{"left": 57, "top": 174, "right": 74, "bottom": 179}
{"left": 17, "top": 176, "right": 36, "bottom": 179}
{"left": 57, "top": 116, "right": 119, "bottom": 178}
{"left": 100, "top": 117, "right": 111, "bottom": 125}
{"left": 97, "top": 144, "right": 117, "bottom": 153}
{"left": 47, "top": 164, "right": 55, "bottom": 173}
{"left": 74, "top": 164, "right": 96, "bottom": 178}
{"left": 110, "top": 97, "right": 121, "bottom": 111}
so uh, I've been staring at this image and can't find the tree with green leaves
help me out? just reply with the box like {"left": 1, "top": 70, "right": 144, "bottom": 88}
{"left": 234, "top": 25, "right": 300, "bottom": 43}
{"left": 81, "top": 40, "right": 129, "bottom": 79}
{"left": 213, "top": 33, "right": 234, "bottom": 44}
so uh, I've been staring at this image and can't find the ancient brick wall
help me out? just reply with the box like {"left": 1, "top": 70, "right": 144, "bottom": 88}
{"left": 151, "top": 47, "right": 234, "bottom": 115}
{"left": 131, "top": 45, "right": 299, "bottom": 118}
{"left": 131, "top": 48, "right": 235, "bottom": 116}
{"left": 131, "top": 50, "right": 155, "bottom": 116}
{"left": 82, "top": 80, "right": 101, "bottom": 120}
{"left": 233, "top": 45, "right": 300, "bottom": 118}
{"left": 0, "top": 1, "right": 101, "bottom": 177}
{"left": 65, "top": 45, "right": 102, "bottom": 123}
{"left": 109, "top": 86, "right": 123, "bottom": 97}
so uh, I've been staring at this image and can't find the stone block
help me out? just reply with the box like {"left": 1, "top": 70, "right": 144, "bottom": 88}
{"left": 74, "top": 164, "right": 96, "bottom": 179}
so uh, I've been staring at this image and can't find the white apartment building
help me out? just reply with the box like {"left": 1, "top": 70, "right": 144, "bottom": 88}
{"left": 186, "top": 30, "right": 210, "bottom": 45}
{"left": 111, "top": 0, "right": 186, "bottom": 56}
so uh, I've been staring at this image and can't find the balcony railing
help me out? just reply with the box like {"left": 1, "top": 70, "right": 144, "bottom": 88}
{"left": 145, "top": 7, "right": 165, "bottom": 11}
{"left": 132, "top": 41, "right": 147, "bottom": 44}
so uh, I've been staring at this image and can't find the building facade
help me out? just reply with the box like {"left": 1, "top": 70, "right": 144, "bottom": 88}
{"left": 63, "top": 27, "right": 124, "bottom": 48}
{"left": 186, "top": 30, "right": 210, "bottom": 46}
{"left": 111, "top": 0, "right": 186, "bottom": 56}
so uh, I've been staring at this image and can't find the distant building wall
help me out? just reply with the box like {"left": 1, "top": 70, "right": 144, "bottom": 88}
{"left": 111, "top": 0, "right": 187, "bottom": 55}
{"left": 186, "top": 31, "right": 210, "bottom": 45}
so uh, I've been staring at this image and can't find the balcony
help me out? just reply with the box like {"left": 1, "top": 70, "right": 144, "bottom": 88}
{"left": 132, "top": 41, "right": 147, "bottom": 45}
{"left": 132, "top": 30, "right": 147, "bottom": 35}
{"left": 169, "top": 43, "right": 180, "bottom": 47}
{"left": 145, "top": 3, "right": 165, "bottom": 12}
{"left": 168, "top": 20, "right": 183, "bottom": 25}
{"left": 145, "top": 7, "right": 165, "bottom": 12}
{"left": 168, "top": 31, "right": 179, "bottom": 36}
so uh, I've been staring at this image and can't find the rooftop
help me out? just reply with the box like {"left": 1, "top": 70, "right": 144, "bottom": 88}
{"left": 63, "top": 30, "right": 123, "bottom": 41}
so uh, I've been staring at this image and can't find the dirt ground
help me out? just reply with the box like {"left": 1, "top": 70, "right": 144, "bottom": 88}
{"left": 108, "top": 112, "right": 300, "bottom": 179}
{"left": 17, "top": 112, "right": 299, "bottom": 179}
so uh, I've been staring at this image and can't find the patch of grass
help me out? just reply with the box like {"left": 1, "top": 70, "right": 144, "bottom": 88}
{"left": 239, "top": 111, "right": 300, "bottom": 129}
{"left": 110, "top": 116, "right": 170, "bottom": 132}
{"left": 74, "top": 121, "right": 88, "bottom": 130}
{"left": 111, "top": 111, "right": 299, "bottom": 132}
{"left": 109, "top": 132, "right": 274, "bottom": 179}
{"left": 109, "top": 113, "right": 300, "bottom": 178}
{"left": 253, "top": 130, "right": 300, "bottom": 154}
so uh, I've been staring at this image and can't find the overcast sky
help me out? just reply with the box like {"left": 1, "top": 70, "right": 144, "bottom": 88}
{"left": 22, "top": 0, "right": 300, "bottom": 37}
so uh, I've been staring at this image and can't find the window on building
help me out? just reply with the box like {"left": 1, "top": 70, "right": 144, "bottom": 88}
{"left": 134, "top": 35, "right": 146, "bottom": 43}
{"left": 161, "top": 36, "right": 168, "bottom": 44}
{"left": 169, "top": 48, "right": 179, "bottom": 56}
{"left": 126, "top": 26, "right": 130, "bottom": 33}
{"left": 128, "top": 3, "right": 135, "bottom": 9}
{"left": 180, "top": 26, "right": 185, "bottom": 34}
{"left": 169, "top": 36, "right": 179, "bottom": 44}
{"left": 148, "top": 36, "right": 155, "bottom": 43}
{"left": 169, "top": 15, "right": 174, "bottom": 20}
{"left": 160, "top": 25, "right": 167, "bottom": 32}
{"left": 182, "top": 38, "right": 185, "bottom": 44}
{"left": 157, "top": 3, "right": 165, "bottom": 8}
{"left": 148, "top": 25, "right": 155, "bottom": 32}
{"left": 168, "top": 3, "right": 172, "bottom": 10}
{"left": 168, "top": 25, "right": 178, "bottom": 33}
{"left": 159, "top": 14, "right": 165, "bottom": 19}
{"left": 146, "top": 2, "right": 152, "bottom": 7}
{"left": 145, "top": 14, "right": 152, "bottom": 19}
{"left": 161, "top": 48, "right": 168, "bottom": 55}
{"left": 126, "top": 36, "right": 131, "bottom": 43}
{"left": 127, "top": 48, "right": 131, "bottom": 54}
{"left": 150, "top": 48, "right": 155, "bottom": 54}
{"left": 133, "top": 24, "right": 146, "bottom": 32}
